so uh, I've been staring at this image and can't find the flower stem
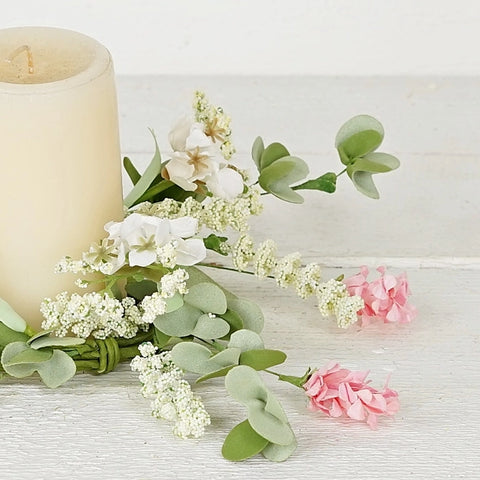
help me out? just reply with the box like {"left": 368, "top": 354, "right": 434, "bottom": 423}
{"left": 198, "top": 262, "right": 274, "bottom": 280}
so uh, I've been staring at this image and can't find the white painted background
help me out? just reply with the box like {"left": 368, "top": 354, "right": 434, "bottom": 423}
{"left": 3, "top": 0, "right": 480, "bottom": 75}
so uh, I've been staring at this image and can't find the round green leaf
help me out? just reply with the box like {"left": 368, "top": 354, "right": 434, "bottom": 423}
{"left": 227, "top": 298, "right": 264, "bottom": 333}
{"left": 4, "top": 347, "right": 53, "bottom": 365}
{"left": 170, "top": 342, "right": 212, "bottom": 374}
{"left": 0, "top": 322, "right": 29, "bottom": 348}
{"left": 222, "top": 420, "right": 269, "bottom": 461}
{"left": 37, "top": 350, "right": 76, "bottom": 388}
{"left": 184, "top": 282, "right": 227, "bottom": 315}
{"left": 247, "top": 400, "right": 294, "bottom": 446}
{"left": 0, "top": 298, "right": 27, "bottom": 333}
{"left": 228, "top": 330, "right": 264, "bottom": 352}
{"left": 258, "top": 156, "right": 309, "bottom": 204}
{"left": 262, "top": 436, "right": 297, "bottom": 462}
{"left": 220, "top": 310, "right": 244, "bottom": 334}
{"left": 335, "top": 114, "right": 384, "bottom": 161}
{"left": 260, "top": 142, "right": 289, "bottom": 170}
{"left": 196, "top": 365, "right": 235, "bottom": 383}
{"left": 2, "top": 343, "right": 37, "bottom": 377}
{"left": 348, "top": 170, "right": 380, "bottom": 199}
{"left": 154, "top": 304, "right": 201, "bottom": 337}
{"left": 225, "top": 365, "right": 268, "bottom": 404}
{"left": 362, "top": 152, "right": 400, "bottom": 171}
{"left": 206, "top": 347, "right": 241, "bottom": 370}
{"left": 192, "top": 314, "right": 230, "bottom": 340}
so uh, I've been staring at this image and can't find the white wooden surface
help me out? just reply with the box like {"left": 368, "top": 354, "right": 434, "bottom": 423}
{"left": 3, "top": 1, "right": 480, "bottom": 75}
{"left": 2, "top": 77, "right": 479, "bottom": 479}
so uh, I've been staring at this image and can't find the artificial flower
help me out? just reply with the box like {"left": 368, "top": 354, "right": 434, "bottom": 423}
{"left": 303, "top": 361, "right": 399, "bottom": 429}
{"left": 205, "top": 166, "right": 244, "bottom": 200}
{"left": 344, "top": 266, "right": 417, "bottom": 325}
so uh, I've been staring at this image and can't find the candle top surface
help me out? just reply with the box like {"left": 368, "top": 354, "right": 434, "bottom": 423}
{"left": 0, "top": 27, "right": 111, "bottom": 91}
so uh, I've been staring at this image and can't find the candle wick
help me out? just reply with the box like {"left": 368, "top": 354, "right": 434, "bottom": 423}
{"left": 5, "top": 45, "right": 35, "bottom": 74}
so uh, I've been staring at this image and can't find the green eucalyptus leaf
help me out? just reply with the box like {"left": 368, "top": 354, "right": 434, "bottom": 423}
{"left": 170, "top": 342, "right": 212, "bottom": 374}
{"left": 37, "top": 350, "right": 76, "bottom": 388}
{"left": 206, "top": 347, "right": 241, "bottom": 370}
{"left": 1, "top": 342, "right": 38, "bottom": 377}
{"left": 228, "top": 330, "right": 264, "bottom": 352}
{"left": 247, "top": 400, "right": 294, "bottom": 446}
{"left": 220, "top": 310, "right": 243, "bottom": 335}
{"left": 227, "top": 298, "right": 264, "bottom": 333}
{"left": 262, "top": 437, "right": 298, "bottom": 462}
{"left": 192, "top": 314, "right": 230, "bottom": 340}
{"left": 0, "top": 298, "right": 27, "bottom": 333}
{"left": 4, "top": 346, "right": 53, "bottom": 365}
{"left": 124, "top": 129, "right": 163, "bottom": 208}
{"left": 258, "top": 156, "right": 309, "bottom": 204}
{"left": 222, "top": 420, "right": 269, "bottom": 461}
{"left": 251, "top": 136, "right": 265, "bottom": 171}
{"left": 164, "top": 293, "right": 184, "bottom": 313}
{"left": 0, "top": 322, "right": 29, "bottom": 347}
{"left": 292, "top": 172, "right": 337, "bottom": 194}
{"left": 123, "top": 156, "right": 141, "bottom": 185}
{"left": 184, "top": 282, "right": 227, "bottom": 315}
{"left": 260, "top": 142, "right": 290, "bottom": 170}
{"left": 361, "top": 152, "right": 400, "bottom": 171}
{"left": 225, "top": 365, "right": 268, "bottom": 404}
{"left": 125, "top": 279, "right": 157, "bottom": 301}
{"left": 203, "top": 233, "right": 228, "bottom": 256}
{"left": 335, "top": 115, "right": 384, "bottom": 162}
{"left": 30, "top": 336, "right": 86, "bottom": 350}
{"left": 26, "top": 329, "right": 55, "bottom": 345}
{"left": 153, "top": 304, "right": 201, "bottom": 337}
{"left": 153, "top": 328, "right": 171, "bottom": 349}
{"left": 348, "top": 171, "right": 379, "bottom": 199}
{"left": 239, "top": 349, "right": 287, "bottom": 371}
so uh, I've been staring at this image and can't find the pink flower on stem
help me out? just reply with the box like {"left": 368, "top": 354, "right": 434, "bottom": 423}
{"left": 344, "top": 266, "right": 417, "bottom": 326}
{"left": 303, "top": 362, "right": 399, "bottom": 429}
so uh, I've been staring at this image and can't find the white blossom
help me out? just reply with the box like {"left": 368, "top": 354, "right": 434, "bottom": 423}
{"left": 131, "top": 343, "right": 210, "bottom": 439}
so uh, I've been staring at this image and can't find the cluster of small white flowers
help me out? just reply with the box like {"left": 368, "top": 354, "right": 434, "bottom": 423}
{"left": 133, "top": 186, "right": 263, "bottom": 233}
{"left": 40, "top": 292, "right": 146, "bottom": 339}
{"left": 156, "top": 242, "right": 177, "bottom": 268}
{"left": 232, "top": 234, "right": 255, "bottom": 271}
{"left": 316, "top": 279, "right": 364, "bottom": 328}
{"left": 140, "top": 293, "right": 167, "bottom": 323}
{"left": 193, "top": 90, "right": 235, "bottom": 160}
{"left": 40, "top": 291, "right": 163, "bottom": 339}
{"left": 254, "top": 239, "right": 278, "bottom": 278}
{"left": 159, "top": 269, "right": 189, "bottom": 298}
{"left": 274, "top": 252, "right": 302, "bottom": 288}
{"left": 131, "top": 343, "right": 210, "bottom": 439}
{"left": 54, "top": 256, "right": 91, "bottom": 275}
{"left": 82, "top": 238, "right": 119, "bottom": 274}
{"left": 294, "top": 263, "right": 323, "bottom": 299}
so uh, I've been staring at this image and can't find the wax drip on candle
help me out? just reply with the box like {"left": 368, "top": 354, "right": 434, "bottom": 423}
{"left": 5, "top": 44, "right": 34, "bottom": 74}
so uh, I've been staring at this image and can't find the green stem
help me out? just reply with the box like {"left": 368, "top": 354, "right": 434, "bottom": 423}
{"left": 336, "top": 167, "right": 347, "bottom": 177}
{"left": 198, "top": 262, "right": 275, "bottom": 280}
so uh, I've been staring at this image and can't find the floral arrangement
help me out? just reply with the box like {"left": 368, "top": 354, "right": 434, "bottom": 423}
{"left": 0, "top": 92, "right": 416, "bottom": 462}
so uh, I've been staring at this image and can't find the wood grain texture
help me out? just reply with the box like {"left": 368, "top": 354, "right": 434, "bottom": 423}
{"left": 2, "top": 76, "right": 479, "bottom": 479}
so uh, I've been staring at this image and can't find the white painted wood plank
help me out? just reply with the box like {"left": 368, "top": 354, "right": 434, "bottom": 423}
{"left": 1, "top": 268, "right": 479, "bottom": 479}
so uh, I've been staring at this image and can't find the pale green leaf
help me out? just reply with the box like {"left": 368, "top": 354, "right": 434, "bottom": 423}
{"left": 258, "top": 156, "right": 309, "bottom": 204}
{"left": 262, "top": 437, "right": 297, "bottom": 462}
{"left": 164, "top": 293, "right": 184, "bottom": 313}
{"left": 124, "top": 129, "right": 163, "bottom": 208}
{"left": 227, "top": 298, "right": 264, "bottom": 333}
{"left": 225, "top": 366, "right": 268, "bottom": 404}
{"left": 222, "top": 420, "right": 269, "bottom": 461}
{"left": 349, "top": 171, "right": 379, "bottom": 199}
{"left": 206, "top": 347, "right": 241, "bottom": 370}
{"left": 184, "top": 282, "right": 227, "bottom": 314}
{"left": 220, "top": 310, "right": 244, "bottom": 334}
{"left": 362, "top": 152, "right": 400, "bottom": 171}
{"left": 251, "top": 136, "right": 265, "bottom": 171}
{"left": 196, "top": 365, "right": 235, "bottom": 383}
{"left": 192, "top": 314, "right": 230, "bottom": 340}
{"left": 1, "top": 343, "right": 38, "bottom": 377}
{"left": 170, "top": 342, "right": 212, "bottom": 374}
{"left": 30, "top": 336, "right": 86, "bottom": 350}
{"left": 0, "top": 297, "right": 27, "bottom": 333}
{"left": 228, "top": 330, "right": 264, "bottom": 352}
{"left": 0, "top": 322, "right": 29, "bottom": 347}
{"left": 37, "top": 350, "right": 76, "bottom": 388}
{"left": 154, "top": 304, "right": 201, "bottom": 337}
{"left": 260, "top": 142, "right": 289, "bottom": 170}
{"left": 4, "top": 345, "right": 52, "bottom": 365}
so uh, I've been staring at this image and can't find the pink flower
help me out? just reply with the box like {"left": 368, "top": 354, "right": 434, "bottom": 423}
{"left": 344, "top": 266, "right": 417, "bottom": 326}
{"left": 303, "top": 362, "right": 399, "bottom": 429}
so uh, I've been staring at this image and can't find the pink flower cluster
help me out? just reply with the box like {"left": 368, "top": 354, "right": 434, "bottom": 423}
{"left": 344, "top": 266, "right": 417, "bottom": 326}
{"left": 303, "top": 362, "right": 399, "bottom": 429}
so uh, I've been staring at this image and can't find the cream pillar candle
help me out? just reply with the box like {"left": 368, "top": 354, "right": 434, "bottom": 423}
{"left": 0, "top": 27, "right": 124, "bottom": 330}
